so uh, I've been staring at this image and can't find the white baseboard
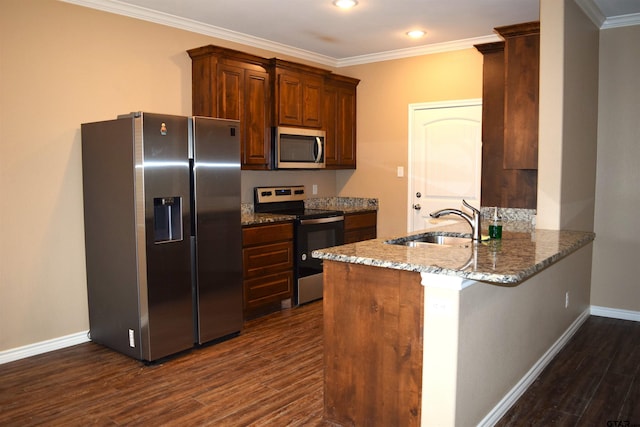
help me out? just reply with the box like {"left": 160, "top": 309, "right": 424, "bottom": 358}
{"left": 0, "top": 331, "right": 90, "bottom": 365}
{"left": 477, "top": 308, "right": 591, "bottom": 427}
{"left": 590, "top": 305, "right": 640, "bottom": 322}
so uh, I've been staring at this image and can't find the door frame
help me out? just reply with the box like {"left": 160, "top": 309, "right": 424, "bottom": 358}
{"left": 407, "top": 98, "right": 482, "bottom": 232}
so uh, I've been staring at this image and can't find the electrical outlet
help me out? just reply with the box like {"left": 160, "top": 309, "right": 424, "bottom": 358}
{"left": 128, "top": 329, "right": 135, "bottom": 347}
{"left": 565, "top": 291, "right": 569, "bottom": 308}
{"left": 427, "top": 298, "right": 451, "bottom": 314}
{"left": 312, "top": 184, "right": 318, "bottom": 195}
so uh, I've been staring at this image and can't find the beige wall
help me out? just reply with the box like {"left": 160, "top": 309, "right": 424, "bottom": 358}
{"left": 538, "top": 0, "right": 599, "bottom": 231}
{"left": 335, "top": 52, "right": 483, "bottom": 238}
{"left": 538, "top": 0, "right": 640, "bottom": 313}
{"left": 591, "top": 24, "right": 640, "bottom": 312}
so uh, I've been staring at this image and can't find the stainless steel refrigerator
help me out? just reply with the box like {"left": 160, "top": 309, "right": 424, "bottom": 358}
{"left": 81, "top": 112, "right": 242, "bottom": 362}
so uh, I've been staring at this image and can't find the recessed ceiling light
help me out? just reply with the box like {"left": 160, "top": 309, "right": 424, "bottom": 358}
{"left": 333, "top": 0, "right": 358, "bottom": 9}
{"left": 407, "top": 30, "right": 426, "bottom": 39}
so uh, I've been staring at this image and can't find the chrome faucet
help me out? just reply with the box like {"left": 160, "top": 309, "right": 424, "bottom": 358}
{"left": 429, "top": 200, "right": 482, "bottom": 241}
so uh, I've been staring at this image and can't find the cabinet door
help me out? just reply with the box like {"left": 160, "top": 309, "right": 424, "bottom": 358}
{"left": 343, "top": 212, "right": 377, "bottom": 244}
{"left": 191, "top": 54, "right": 218, "bottom": 117}
{"left": 503, "top": 31, "right": 539, "bottom": 170}
{"left": 217, "top": 64, "right": 242, "bottom": 121}
{"left": 324, "top": 79, "right": 357, "bottom": 169}
{"left": 277, "top": 71, "right": 323, "bottom": 128}
{"left": 278, "top": 71, "right": 303, "bottom": 126}
{"left": 217, "top": 64, "right": 271, "bottom": 170}
{"left": 243, "top": 69, "right": 271, "bottom": 169}
{"left": 302, "top": 74, "right": 323, "bottom": 128}
{"left": 337, "top": 85, "right": 357, "bottom": 168}
{"left": 323, "top": 84, "right": 339, "bottom": 166}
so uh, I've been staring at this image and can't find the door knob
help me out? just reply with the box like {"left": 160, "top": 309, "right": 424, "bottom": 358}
{"left": 413, "top": 204, "right": 421, "bottom": 210}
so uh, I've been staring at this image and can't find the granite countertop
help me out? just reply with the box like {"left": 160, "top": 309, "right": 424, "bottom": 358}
{"left": 312, "top": 221, "right": 595, "bottom": 285}
{"left": 241, "top": 212, "right": 295, "bottom": 226}
{"left": 241, "top": 197, "right": 378, "bottom": 226}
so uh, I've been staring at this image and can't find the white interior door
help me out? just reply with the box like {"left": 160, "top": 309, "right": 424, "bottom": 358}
{"left": 408, "top": 100, "right": 482, "bottom": 232}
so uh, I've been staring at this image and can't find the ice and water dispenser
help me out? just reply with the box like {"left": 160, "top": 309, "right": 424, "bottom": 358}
{"left": 153, "top": 196, "right": 183, "bottom": 243}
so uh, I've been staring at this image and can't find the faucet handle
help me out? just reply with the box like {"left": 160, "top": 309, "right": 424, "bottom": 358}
{"left": 462, "top": 199, "right": 480, "bottom": 215}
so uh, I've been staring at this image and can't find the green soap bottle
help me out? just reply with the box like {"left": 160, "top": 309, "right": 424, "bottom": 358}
{"left": 489, "top": 207, "right": 502, "bottom": 239}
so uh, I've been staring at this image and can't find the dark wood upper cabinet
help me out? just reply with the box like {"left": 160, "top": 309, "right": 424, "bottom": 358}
{"left": 476, "top": 21, "right": 539, "bottom": 209}
{"left": 187, "top": 45, "right": 272, "bottom": 170}
{"left": 495, "top": 22, "right": 540, "bottom": 170}
{"left": 273, "top": 60, "right": 326, "bottom": 128}
{"left": 188, "top": 45, "right": 358, "bottom": 170}
{"left": 476, "top": 42, "right": 506, "bottom": 208}
{"left": 323, "top": 74, "right": 359, "bottom": 169}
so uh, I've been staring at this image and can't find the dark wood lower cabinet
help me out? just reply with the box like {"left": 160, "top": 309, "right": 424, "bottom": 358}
{"left": 242, "top": 222, "right": 294, "bottom": 319}
{"left": 344, "top": 211, "right": 377, "bottom": 244}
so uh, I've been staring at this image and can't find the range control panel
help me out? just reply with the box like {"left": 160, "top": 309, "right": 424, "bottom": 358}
{"left": 254, "top": 186, "right": 306, "bottom": 204}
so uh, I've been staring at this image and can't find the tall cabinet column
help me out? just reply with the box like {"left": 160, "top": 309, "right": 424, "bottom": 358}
{"left": 476, "top": 21, "right": 540, "bottom": 209}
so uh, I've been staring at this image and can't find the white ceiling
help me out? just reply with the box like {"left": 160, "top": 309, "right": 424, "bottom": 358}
{"left": 64, "top": 0, "right": 640, "bottom": 66}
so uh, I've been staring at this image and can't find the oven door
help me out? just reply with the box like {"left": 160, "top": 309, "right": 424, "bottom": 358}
{"left": 295, "top": 216, "right": 344, "bottom": 304}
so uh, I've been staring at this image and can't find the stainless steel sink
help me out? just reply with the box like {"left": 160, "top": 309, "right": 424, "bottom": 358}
{"left": 385, "top": 233, "right": 472, "bottom": 248}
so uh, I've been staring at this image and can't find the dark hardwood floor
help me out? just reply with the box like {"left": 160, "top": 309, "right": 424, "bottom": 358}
{"left": 0, "top": 301, "right": 331, "bottom": 426}
{"left": 0, "top": 301, "right": 638, "bottom": 426}
{"left": 497, "top": 316, "right": 640, "bottom": 427}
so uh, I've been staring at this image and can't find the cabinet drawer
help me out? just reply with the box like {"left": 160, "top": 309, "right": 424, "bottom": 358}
{"left": 243, "top": 241, "right": 293, "bottom": 278}
{"left": 244, "top": 270, "right": 293, "bottom": 307}
{"left": 243, "top": 222, "right": 293, "bottom": 246}
{"left": 344, "top": 212, "right": 377, "bottom": 231}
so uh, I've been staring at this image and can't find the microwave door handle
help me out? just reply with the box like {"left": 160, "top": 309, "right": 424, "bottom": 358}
{"left": 315, "top": 136, "right": 323, "bottom": 163}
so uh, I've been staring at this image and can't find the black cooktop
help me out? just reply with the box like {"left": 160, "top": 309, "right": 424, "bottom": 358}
{"left": 268, "top": 207, "right": 343, "bottom": 220}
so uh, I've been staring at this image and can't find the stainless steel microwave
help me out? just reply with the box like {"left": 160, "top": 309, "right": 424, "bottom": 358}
{"left": 274, "top": 127, "right": 326, "bottom": 169}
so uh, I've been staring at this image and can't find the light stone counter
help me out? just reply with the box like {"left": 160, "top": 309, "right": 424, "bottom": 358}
{"left": 313, "top": 221, "right": 595, "bottom": 285}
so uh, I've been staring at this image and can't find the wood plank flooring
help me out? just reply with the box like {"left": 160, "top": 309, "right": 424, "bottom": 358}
{"left": 497, "top": 316, "right": 640, "bottom": 426}
{"left": 1, "top": 301, "right": 638, "bottom": 426}
{"left": 0, "top": 301, "right": 331, "bottom": 426}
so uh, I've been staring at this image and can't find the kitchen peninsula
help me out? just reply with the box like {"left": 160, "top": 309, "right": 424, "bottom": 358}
{"left": 314, "top": 220, "right": 595, "bottom": 426}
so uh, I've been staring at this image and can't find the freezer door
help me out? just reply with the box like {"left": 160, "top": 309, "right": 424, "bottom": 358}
{"left": 140, "top": 113, "right": 194, "bottom": 361}
{"left": 191, "top": 117, "right": 243, "bottom": 344}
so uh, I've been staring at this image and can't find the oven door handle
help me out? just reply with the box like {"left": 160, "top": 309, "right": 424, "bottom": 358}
{"left": 298, "top": 215, "right": 344, "bottom": 225}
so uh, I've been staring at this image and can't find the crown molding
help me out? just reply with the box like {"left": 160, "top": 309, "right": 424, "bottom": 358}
{"left": 61, "top": 0, "right": 500, "bottom": 68}
{"left": 60, "top": 0, "right": 338, "bottom": 67}
{"left": 601, "top": 13, "right": 640, "bottom": 29}
{"left": 336, "top": 35, "right": 502, "bottom": 67}
{"left": 574, "top": 0, "right": 607, "bottom": 28}
{"left": 574, "top": 0, "right": 640, "bottom": 29}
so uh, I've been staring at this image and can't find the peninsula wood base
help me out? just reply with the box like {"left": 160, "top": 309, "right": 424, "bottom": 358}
{"left": 323, "top": 261, "right": 424, "bottom": 426}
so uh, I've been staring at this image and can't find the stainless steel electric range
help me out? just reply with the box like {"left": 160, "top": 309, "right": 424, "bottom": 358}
{"left": 254, "top": 186, "right": 344, "bottom": 305}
